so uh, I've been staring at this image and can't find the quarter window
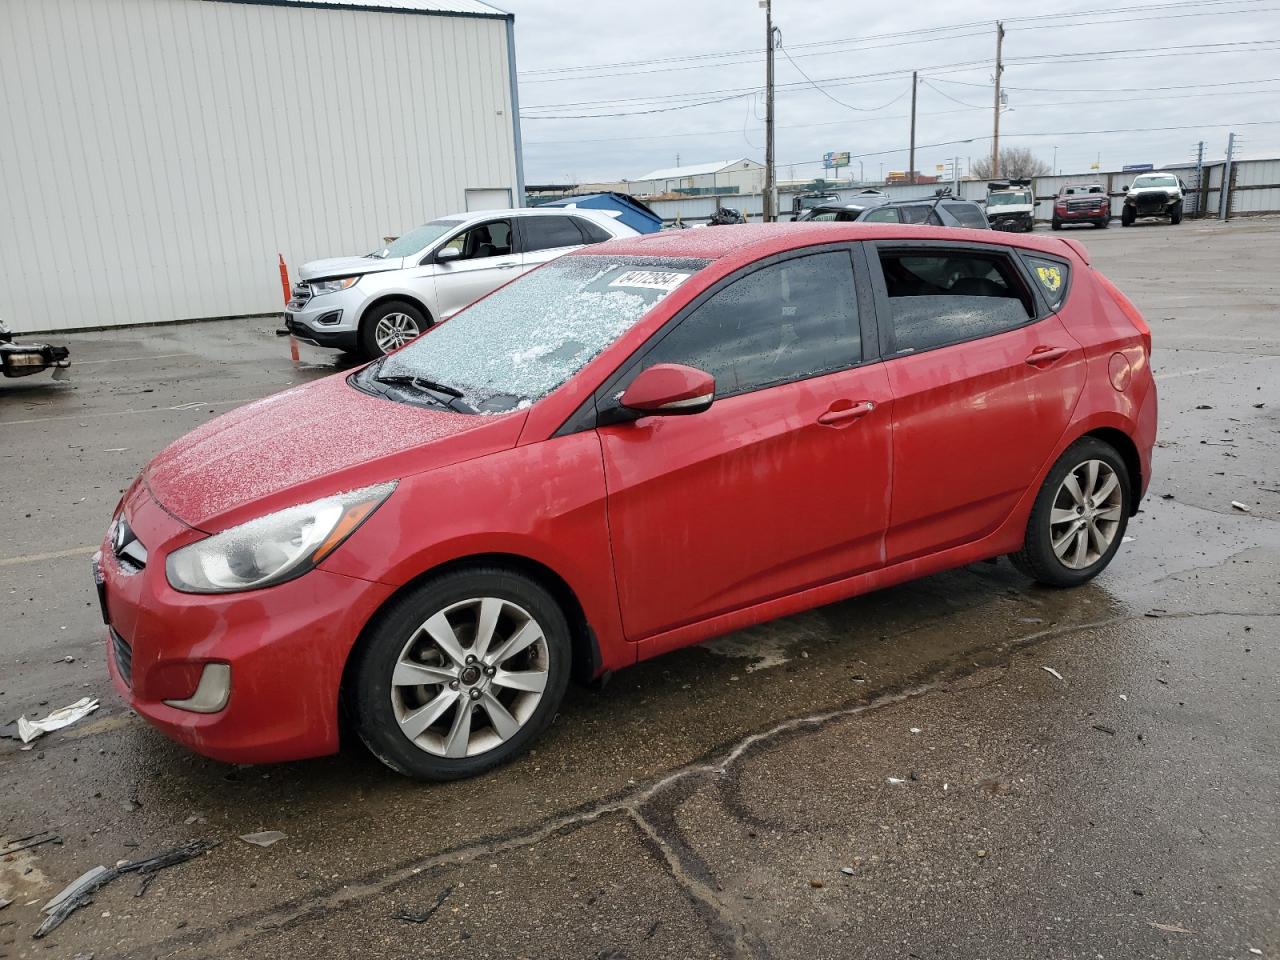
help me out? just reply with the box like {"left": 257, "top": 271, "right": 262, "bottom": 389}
{"left": 1023, "top": 255, "right": 1070, "bottom": 309}
{"left": 637, "top": 251, "right": 861, "bottom": 397}
{"left": 899, "top": 205, "right": 941, "bottom": 225}
{"left": 878, "top": 250, "right": 1034, "bottom": 355}
{"left": 522, "top": 216, "right": 587, "bottom": 253}
{"left": 943, "top": 202, "right": 989, "bottom": 229}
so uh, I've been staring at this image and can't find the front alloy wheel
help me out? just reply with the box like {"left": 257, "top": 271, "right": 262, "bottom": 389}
{"left": 1009, "top": 438, "right": 1132, "bottom": 587}
{"left": 374, "top": 312, "right": 420, "bottom": 354}
{"left": 350, "top": 568, "right": 571, "bottom": 780}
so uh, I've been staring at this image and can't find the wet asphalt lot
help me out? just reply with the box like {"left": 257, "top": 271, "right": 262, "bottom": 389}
{"left": 1, "top": 218, "right": 1278, "bottom": 960}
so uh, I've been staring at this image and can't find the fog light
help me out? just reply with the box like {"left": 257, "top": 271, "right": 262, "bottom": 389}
{"left": 315, "top": 310, "right": 342, "bottom": 325}
{"left": 163, "top": 663, "right": 231, "bottom": 713}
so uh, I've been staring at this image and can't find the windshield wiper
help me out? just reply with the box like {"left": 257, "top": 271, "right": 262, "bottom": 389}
{"left": 374, "top": 374, "right": 464, "bottom": 398}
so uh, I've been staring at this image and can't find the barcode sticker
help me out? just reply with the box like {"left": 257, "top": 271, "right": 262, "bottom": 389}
{"left": 608, "top": 270, "right": 691, "bottom": 292}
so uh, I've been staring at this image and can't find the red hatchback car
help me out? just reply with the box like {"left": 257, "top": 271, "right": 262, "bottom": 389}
{"left": 97, "top": 224, "right": 1156, "bottom": 780}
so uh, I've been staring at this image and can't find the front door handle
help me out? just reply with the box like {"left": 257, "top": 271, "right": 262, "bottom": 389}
{"left": 495, "top": 260, "right": 521, "bottom": 269}
{"left": 818, "top": 400, "right": 875, "bottom": 426}
{"left": 1025, "top": 345, "right": 1070, "bottom": 367}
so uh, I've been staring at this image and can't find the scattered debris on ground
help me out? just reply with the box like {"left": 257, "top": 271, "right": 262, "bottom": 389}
{"left": 1, "top": 830, "right": 62, "bottom": 854}
{"left": 1041, "top": 666, "right": 1065, "bottom": 682}
{"left": 34, "top": 839, "right": 218, "bottom": 938}
{"left": 1148, "top": 921, "right": 1194, "bottom": 935}
{"left": 17, "top": 698, "right": 99, "bottom": 743}
{"left": 239, "top": 831, "right": 287, "bottom": 848}
{"left": 391, "top": 885, "right": 454, "bottom": 924}
{"left": 1231, "top": 501, "right": 1252, "bottom": 512}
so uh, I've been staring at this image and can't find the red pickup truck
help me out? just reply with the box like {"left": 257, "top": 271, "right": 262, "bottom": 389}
{"left": 1051, "top": 183, "right": 1112, "bottom": 230}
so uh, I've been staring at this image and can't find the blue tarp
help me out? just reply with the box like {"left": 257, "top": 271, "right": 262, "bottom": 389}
{"left": 539, "top": 192, "right": 663, "bottom": 235}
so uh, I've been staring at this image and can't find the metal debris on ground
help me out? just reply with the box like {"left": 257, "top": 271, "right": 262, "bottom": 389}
{"left": 17, "top": 697, "right": 100, "bottom": 743}
{"left": 840, "top": 867, "right": 855, "bottom": 876}
{"left": 1, "top": 830, "right": 62, "bottom": 854}
{"left": 1041, "top": 666, "right": 1065, "bottom": 682}
{"left": 391, "top": 884, "right": 454, "bottom": 924}
{"left": 1091, "top": 724, "right": 1117, "bottom": 736}
{"left": 1148, "top": 921, "right": 1194, "bottom": 934}
{"left": 1231, "top": 501, "right": 1251, "bottom": 512}
{"left": 34, "top": 839, "right": 218, "bottom": 939}
{"left": 239, "top": 831, "right": 287, "bottom": 848}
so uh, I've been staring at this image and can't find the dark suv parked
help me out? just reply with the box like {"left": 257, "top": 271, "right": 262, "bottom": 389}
{"left": 856, "top": 195, "right": 990, "bottom": 230}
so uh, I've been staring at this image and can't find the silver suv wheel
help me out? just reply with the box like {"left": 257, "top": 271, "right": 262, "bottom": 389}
{"left": 374, "top": 311, "right": 420, "bottom": 353}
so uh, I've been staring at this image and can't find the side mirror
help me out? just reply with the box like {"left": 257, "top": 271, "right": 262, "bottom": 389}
{"left": 1121, "top": 184, "right": 1129, "bottom": 192}
{"left": 619, "top": 364, "right": 714, "bottom": 417}
{"left": 435, "top": 246, "right": 462, "bottom": 264}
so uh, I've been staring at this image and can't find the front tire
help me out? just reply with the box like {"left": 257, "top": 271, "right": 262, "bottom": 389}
{"left": 1051, "top": 219, "right": 1062, "bottom": 231}
{"left": 1170, "top": 202, "right": 1183, "bottom": 225}
{"left": 359, "top": 300, "right": 429, "bottom": 360}
{"left": 1121, "top": 206, "right": 1135, "bottom": 227}
{"left": 1008, "top": 438, "right": 1131, "bottom": 588}
{"left": 349, "top": 568, "right": 572, "bottom": 780}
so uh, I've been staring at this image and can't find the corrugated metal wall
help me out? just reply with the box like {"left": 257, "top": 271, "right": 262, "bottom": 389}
{"left": 0, "top": 0, "right": 518, "bottom": 333}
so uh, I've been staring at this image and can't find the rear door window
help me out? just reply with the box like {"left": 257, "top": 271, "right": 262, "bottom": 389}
{"left": 572, "top": 217, "right": 613, "bottom": 244}
{"left": 876, "top": 249, "right": 1035, "bottom": 356}
{"left": 522, "top": 215, "right": 587, "bottom": 253}
{"left": 899, "top": 205, "right": 937, "bottom": 225}
{"left": 944, "top": 202, "right": 989, "bottom": 229}
{"left": 863, "top": 207, "right": 900, "bottom": 223}
{"left": 636, "top": 250, "right": 862, "bottom": 396}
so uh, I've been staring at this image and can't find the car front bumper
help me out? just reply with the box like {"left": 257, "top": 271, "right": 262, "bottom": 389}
{"left": 989, "top": 212, "right": 1034, "bottom": 231}
{"left": 283, "top": 286, "right": 364, "bottom": 351}
{"left": 99, "top": 486, "right": 395, "bottom": 764}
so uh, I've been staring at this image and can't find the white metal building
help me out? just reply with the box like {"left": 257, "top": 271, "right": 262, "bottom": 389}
{"left": 596, "top": 159, "right": 764, "bottom": 198}
{"left": 0, "top": 0, "right": 523, "bottom": 333}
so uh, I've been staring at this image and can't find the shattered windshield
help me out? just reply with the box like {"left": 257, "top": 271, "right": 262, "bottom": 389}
{"left": 368, "top": 255, "right": 709, "bottom": 413}
{"left": 988, "top": 192, "right": 1032, "bottom": 206}
{"left": 372, "top": 220, "right": 459, "bottom": 259}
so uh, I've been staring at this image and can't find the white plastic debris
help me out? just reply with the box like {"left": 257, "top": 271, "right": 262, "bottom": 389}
{"left": 909, "top": 727, "right": 922, "bottom": 734}
{"left": 1231, "top": 501, "right": 1251, "bottom": 512}
{"left": 886, "top": 777, "right": 906, "bottom": 785}
{"left": 840, "top": 867, "right": 855, "bottom": 876}
{"left": 239, "top": 831, "right": 287, "bottom": 848}
{"left": 17, "top": 698, "right": 100, "bottom": 743}
{"left": 1041, "top": 666, "right": 1065, "bottom": 682}
{"left": 43, "top": 866, "right": 110, "bottom": 914}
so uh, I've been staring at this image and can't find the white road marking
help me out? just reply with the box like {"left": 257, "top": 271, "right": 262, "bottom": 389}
{"left": 71, "top": 353, "right": 189, "bottom": 365}
{"left": 0, "top": 546, "right": 98, "bottom": 567}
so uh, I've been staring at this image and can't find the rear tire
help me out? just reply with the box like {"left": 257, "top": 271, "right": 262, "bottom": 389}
{"left": 1008, "top": 438, "right": 1131, "bottom": 588}
{"left": 350, "top": 568, "right": 572, "bottom": 781}
{"left": 359, "top": 300, "right": 429, "bottom": 360}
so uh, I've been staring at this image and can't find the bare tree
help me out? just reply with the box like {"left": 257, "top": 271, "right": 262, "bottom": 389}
{"left": 971, "top": 147, "right": 1052, "bottom": 180}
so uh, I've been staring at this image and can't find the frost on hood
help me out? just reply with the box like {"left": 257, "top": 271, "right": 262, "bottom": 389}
{"left": 380, "top": 256, "right": 709, "bottom": 410}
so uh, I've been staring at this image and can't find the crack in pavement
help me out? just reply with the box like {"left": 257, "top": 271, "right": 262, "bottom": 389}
{"left": 105, "top": 608, "right": 1268, "bottom": 959}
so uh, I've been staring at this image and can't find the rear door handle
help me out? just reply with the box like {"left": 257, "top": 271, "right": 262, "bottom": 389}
{"left": 818, "top": 400, "right": 875, "bottom": 426}
{"left": 1025, "top": 345, "right": 1069, "bottom": 367}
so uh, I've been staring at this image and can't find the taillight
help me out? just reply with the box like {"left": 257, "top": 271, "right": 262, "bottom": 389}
{"left": 1094, "top": 271, "right": 1151, "bottom": 357}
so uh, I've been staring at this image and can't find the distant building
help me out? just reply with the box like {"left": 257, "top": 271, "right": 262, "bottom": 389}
{"left": 885, "top": 171, "right": 941, "bottom": 185}
{"left": 583, "top": 159, "right": 764, "bottom": 198}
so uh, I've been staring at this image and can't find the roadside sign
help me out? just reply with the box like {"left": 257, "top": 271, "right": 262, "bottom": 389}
{"left": 823, "top": 151, "right": 850, "bottom": 170}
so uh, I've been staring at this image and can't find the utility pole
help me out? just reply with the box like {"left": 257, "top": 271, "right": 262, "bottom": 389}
{"left": 991, "top": 21, "right": 1005, "bottom": 178}
{"left": 1219, "top": 131, "right": 1236, "bottom": 221}
{"left": 762, "top": 0, "right": 776, "bottom": 221}
{"left": 908, "top": 71, "right": 918, "bottom": 185}
{"left": 1192, "top": 140, "right": 1204, "bottom": 216}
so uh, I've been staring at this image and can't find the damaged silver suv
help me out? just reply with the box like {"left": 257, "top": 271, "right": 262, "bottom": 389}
{"left": 1121, "top": 173, "right": 1185, "bottom": 227}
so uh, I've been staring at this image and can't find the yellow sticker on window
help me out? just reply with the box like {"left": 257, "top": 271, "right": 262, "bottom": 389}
{"left": 1036, "top": 265, "right": 1063, "bottom": 293}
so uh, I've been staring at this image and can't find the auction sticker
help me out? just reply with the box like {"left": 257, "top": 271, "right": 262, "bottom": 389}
{"left": 608, "top": 270, "right": 691, "bottom": 292}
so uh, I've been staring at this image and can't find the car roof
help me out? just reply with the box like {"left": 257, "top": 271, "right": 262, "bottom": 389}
{"left": 879, "top": 195, "right": 980, "bottom": 207}
{"left": 575, "top": 222, "right": 1083, "bottom": 262}
{"left": 438, "top": 207, "right": 620, "bottom": 222}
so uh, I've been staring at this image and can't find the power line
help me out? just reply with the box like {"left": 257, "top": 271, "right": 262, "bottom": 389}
{"left": 776, "top": 40, "right": 912, "bottom": 112}
{"left": 516, "top": 0, "right": 1274, "bottom": 81}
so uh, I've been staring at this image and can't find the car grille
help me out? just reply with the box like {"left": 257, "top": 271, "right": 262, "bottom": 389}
{"left": 1066, "top": 199, "right": 1103, "bottom": 211}
{"left": 111, "top": 629, "right": 133, "bottom": 687}
{"left": 1135, "top": 193, "right": 1170, "bottom": 215}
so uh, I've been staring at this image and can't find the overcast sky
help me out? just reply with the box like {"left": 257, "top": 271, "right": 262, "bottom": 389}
{"left": 499, "top": 0, "right": 1280, "bottom": 184}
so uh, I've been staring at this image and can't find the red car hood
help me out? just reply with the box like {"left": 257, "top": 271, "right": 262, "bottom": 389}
{"left": 144, "top": 374, "right": 525, "bottom": 530}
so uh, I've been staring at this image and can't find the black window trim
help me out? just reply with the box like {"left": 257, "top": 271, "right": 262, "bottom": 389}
{"left": 865, "top": 238, "right": 1047, "bottom": 361}
{"left": 421, "top": 217, "right": 514, "bottom": 266}
{"left": 553, "top": 242, "right": 877, "bottom": 437}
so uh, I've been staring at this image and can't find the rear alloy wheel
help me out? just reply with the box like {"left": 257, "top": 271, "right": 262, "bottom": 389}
{"left": 350, "top": 569, "right": 571, "bottom": 780}
{"left": 1009, "top": 438, "right": 1131, "bottom": 587}
{"left": 360, "top": 301, "right": 429, "bottom": 359}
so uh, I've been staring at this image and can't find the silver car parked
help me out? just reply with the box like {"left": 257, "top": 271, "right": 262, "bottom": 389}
{"left": 284, "top": 208, "right": 639, "bottom": 358}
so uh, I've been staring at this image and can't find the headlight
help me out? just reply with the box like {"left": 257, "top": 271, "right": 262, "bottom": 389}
{"left": 166, "top": 482, "right": 396, "bottom": 594}
{"left": 310, "top": 276, "right": 360, "bottom": 296}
